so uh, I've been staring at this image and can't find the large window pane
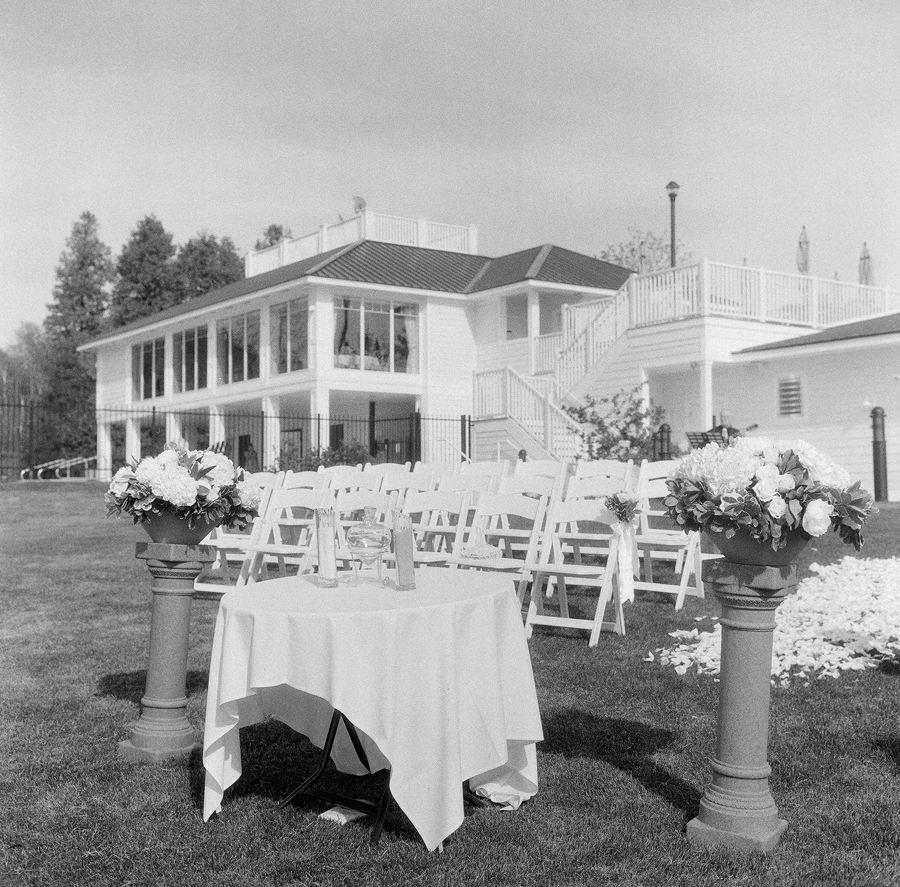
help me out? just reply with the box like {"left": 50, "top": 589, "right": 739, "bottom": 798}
{"left": 394, "top": 305, "right": 419, "bottom": 373}
{"left": 197, "top": 327, "right": 207, "bottom": 389}
{"left": 271, "top": 303, "right": 288, "bottom": 374}
{"left": 153, "top": 339, "right": 165, "bottom": 397}
{"left": 173, "top": 335, "right": 184, "bottom": 393}
{"left": 184, "top": 332, "right": 195, "bottom": 391}
{"left": 246, "top": 311, "right": 260, "bottom": 380}
{"left": 230, "top": 317, "right": 245, "bottom": 383}
{"left": 217, "top": 320, "right": 230, "bottom": 384}
{"left": 142, "top": 342, "right": 153, "bottom": 399}
{"left": 364, "top": 301, "right": 390, "bottom": 371}
{"left": 289, "top": 298, "right": 308, "bottom": 371}
{"left": 132, "top": 345, "right": 141, "bottom": 399}
{"left": 334, "top": 297, "right": 361, "bottom": 369}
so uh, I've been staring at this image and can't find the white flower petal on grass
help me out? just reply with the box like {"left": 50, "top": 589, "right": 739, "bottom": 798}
{"left": 655, "top": 557, "right": 900, "bottom": 683}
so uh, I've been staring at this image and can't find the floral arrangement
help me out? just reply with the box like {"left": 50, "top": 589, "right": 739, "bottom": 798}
{"left": 604, "top": 491, "right": 643, "bottom": 524}
{"left": 105, "top": 441, "right": 263, "bottom": 531}
{"left": 664, "top": 437, "right": 875, "bottom": 551}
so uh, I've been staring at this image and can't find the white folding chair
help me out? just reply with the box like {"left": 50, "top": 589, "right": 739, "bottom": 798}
{"left": 237, "top": 486, "right": 334, "bottom": 585}
{"left": 458, "top": 459, "right": 508, "bottom": 492}
{"left": 363, "top": 461, "right": 411, "bottom": 478}
{"left": 283, "top": 470, "right": 328, "bottom": 491}
{"left": 391, "top": 489, "right": 472, "bottom": 567}
{"left": 631, "top": 459, "right": 709, "bottom": 610}
{"left": 195, "top": 471, "right": 286, "bottom": 596}
{"left": 523, "top": 497, "right": 627, "bottom": 645}
{"left": 571, "top": 458, "right": 634, "bottom": 491}
{"left": 413, "top": 460, "right": 459, "bottom": 478}
{"left": 379, "top": 472, "right": 436, "bottom": 510}
{"left": 451, "top": 492, "right": 547, "bottom": 597}
{"left": 323, "top": 465, "right": 381, "bottom": 494}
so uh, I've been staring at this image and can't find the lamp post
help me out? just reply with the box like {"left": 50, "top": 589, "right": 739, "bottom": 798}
{"left": 667, "top": 181, "right": 679, "bottom": 267}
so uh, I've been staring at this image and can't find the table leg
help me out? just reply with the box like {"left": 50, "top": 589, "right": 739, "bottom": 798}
{"left": 278, "top": 709, "right": 392, "bottom": 846}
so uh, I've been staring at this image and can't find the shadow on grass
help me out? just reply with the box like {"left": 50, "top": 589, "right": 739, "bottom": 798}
{"left": 186, "top": 720, "right": 428, "bottom": 845}
{"left": 873, "top": 735, "right": 900, "bottom": 770}
{"left": 542, "top": 708, "right": 702, "bottom": 822}
{"left": 96, "top": 669, "right": 209, "bottom": 704}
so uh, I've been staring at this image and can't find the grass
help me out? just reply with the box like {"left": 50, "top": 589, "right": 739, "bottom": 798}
{"left": 2, "top": 481, "right": 900, "bottom": 886}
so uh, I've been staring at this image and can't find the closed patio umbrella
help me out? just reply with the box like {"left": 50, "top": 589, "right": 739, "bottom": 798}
{"left": 796, "top": 226, "right": 810, "bottom": 274}
{"left": 859, "top": 242, "right": 874, "bottom": 285}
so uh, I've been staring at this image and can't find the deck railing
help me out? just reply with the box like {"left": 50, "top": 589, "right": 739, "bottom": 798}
{"left": 630, "top": 261, "right": 900, "bottom": 329}
{"left": 245, "top": 211, "right": 478, "bottom": 276}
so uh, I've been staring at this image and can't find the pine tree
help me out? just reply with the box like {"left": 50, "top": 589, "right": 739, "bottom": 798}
{"left": 108, "top": 215, "right": 181, "bottom": 327}
{"left": 175, "top": 232, "right": 244, "bottom": 300}
{"left": 37, "top": 211, "right": 115, "bottom": 461}
{"left": 45, "top": 210, "right": 114, "bottom": 342}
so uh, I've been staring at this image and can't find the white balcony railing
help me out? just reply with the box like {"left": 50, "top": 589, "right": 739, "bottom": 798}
{"left": 245, "top": 211, "right": 478, "bottom": 276}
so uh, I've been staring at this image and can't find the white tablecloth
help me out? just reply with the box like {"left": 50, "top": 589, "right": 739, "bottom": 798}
{"left": 202, "top": 569, "right": 543, "bottom": 850}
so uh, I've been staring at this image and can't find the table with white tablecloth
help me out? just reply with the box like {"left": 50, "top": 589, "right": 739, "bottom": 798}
{"left": 202, "top": 568, "right": 543, "bottom": 850}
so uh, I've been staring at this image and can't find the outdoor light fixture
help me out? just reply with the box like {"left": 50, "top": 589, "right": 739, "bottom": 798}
{"left": 667, "top": 181, "right": 679, "bottom": 267}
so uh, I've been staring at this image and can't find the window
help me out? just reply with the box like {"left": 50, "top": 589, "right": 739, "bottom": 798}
{"left": 173, "top": 326, "right": 208, "bottom": 393}
{"left": 506, "top": 294, "right": 528, "bottom": 340}
{"left": 271, "top": 297, "right": 309, "bottom": 374}
{"left": 131, "top": 338, "right": 165, "bottom": 400}
{"left": 217, "top": 311, "right": 260, "bottom": 385}
{"left": 778, "top": 376, "right": 802, "bottom": 416}
{"left": 333, "top": 297, "right": 419, "bottom": 373}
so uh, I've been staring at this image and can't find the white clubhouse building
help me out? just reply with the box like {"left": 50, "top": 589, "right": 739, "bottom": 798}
{"left": 80, "top": 209, "right": 900, "bottom": 495}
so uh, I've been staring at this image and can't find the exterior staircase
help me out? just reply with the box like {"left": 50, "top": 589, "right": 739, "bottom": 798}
{"left": 474, "top": 261, "right": 900, "bottom": 461}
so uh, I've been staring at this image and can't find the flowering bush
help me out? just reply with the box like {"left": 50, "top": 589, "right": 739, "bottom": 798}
{"left": 105, "top": 441, "right": 263, "bottom": 531}
{"left": 664, "top": 437, "right": 875, "bottom": 550}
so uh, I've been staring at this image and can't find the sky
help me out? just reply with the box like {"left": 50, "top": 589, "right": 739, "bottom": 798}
{"left": 2, "top": 0, "right": 899, "bottom": 349}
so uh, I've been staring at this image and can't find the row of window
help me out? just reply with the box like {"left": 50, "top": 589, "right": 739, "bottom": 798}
{"left": 131, "top": 296, "right": 419, "bottom": 400}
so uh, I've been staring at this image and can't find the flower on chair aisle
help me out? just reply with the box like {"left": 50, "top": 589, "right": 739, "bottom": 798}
{"left": 105, "top": 441, "right": 262, "bottom": 531}
{"left": 663, "top": 437, "right": 875, "bottom": 551}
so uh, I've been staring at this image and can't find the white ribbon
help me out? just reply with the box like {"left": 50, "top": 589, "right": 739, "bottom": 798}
{"left": 612, "top": 520, "right": 640, "bottom": 605}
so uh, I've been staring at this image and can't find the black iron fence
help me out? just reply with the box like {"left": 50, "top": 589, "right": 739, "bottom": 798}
{"left": 1, "top": 402, "right": 474, "bottom": 478}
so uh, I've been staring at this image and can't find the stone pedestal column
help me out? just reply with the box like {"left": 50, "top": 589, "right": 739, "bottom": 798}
{"left": 119, "top": 542, "right": 215, "bottom": 762}
{"left": 686, "top": 559, "right": 797, "bottom": 853}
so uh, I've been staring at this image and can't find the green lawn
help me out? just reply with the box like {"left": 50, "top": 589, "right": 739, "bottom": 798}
{"left": 2, "top": 482, "right": 899, "bottom": 887}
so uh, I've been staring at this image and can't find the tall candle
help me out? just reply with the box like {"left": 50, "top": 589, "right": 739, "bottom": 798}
{"left": 315, "top": 507, "right": 338, "bottom": 587}
{"left": 392, "top": 509, "right": 416, "bottom": 591}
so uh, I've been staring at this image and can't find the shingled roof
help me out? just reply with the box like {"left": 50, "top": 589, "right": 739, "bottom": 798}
{"left": 82, "top": 239, "right": 633, "bottom": 344}
{"left": 738, "top": 311, "right": 900, "bottom": 354}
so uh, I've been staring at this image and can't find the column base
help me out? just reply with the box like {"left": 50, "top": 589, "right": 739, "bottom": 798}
{"left": 687, "top": 813, "right": 787, "bottom": 853}
{"left": 118, "top": 735, "right": 200, "bottom": 763}
{"left": 118, "top": 713, "right": 198, "bottom": 762}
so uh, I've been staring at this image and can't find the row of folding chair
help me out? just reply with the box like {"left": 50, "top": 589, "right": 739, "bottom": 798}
{"left": 195, "top": 459, "right": 571, "bottom": 594}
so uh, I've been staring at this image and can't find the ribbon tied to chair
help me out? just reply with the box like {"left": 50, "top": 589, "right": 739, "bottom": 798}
{"left": 612, "top": 519, "right": 641, "bottom": 605}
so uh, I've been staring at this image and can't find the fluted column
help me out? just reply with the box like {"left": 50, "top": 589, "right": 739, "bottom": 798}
{"left": 687, "top": 559, "right": 797, "bottom": 852}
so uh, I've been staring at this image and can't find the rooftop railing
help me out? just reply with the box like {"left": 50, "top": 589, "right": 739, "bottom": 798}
{"left": 245, "top": 211, "right": 479, "bottom": 276}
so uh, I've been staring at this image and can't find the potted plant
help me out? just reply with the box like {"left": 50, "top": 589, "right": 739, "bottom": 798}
{"left": 105, "top": 441, "right": 263, "bottom": 545}
{"left": 663, "top": 437, "right": 874, "bottom": 565}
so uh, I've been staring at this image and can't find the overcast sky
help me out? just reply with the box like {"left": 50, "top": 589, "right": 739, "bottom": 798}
{"left": 2, "top": 0, "right": 899, "bottom": 348}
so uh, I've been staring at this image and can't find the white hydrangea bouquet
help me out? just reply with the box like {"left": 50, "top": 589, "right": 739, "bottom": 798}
{"left": 664, "top": 437, "right": 875, "bottom": 551}
{"left": 105, "top": 441, "right": 263, "bottom": 531}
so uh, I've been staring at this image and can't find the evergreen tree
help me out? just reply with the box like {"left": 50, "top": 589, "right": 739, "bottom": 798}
{"left": 175, "top": 231, "right": 244, "bottom": 300}
{"left": 45, "top": 210, "right": 114, "bottom": 341}
{"left": 254, "top": 224, "right": 292, "bottom": 250}
{"left": 108, "top": 215, "right": 181, "bottom": 327}
{"left": 37, "top": 211, "right": 115, "bottom": 462}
